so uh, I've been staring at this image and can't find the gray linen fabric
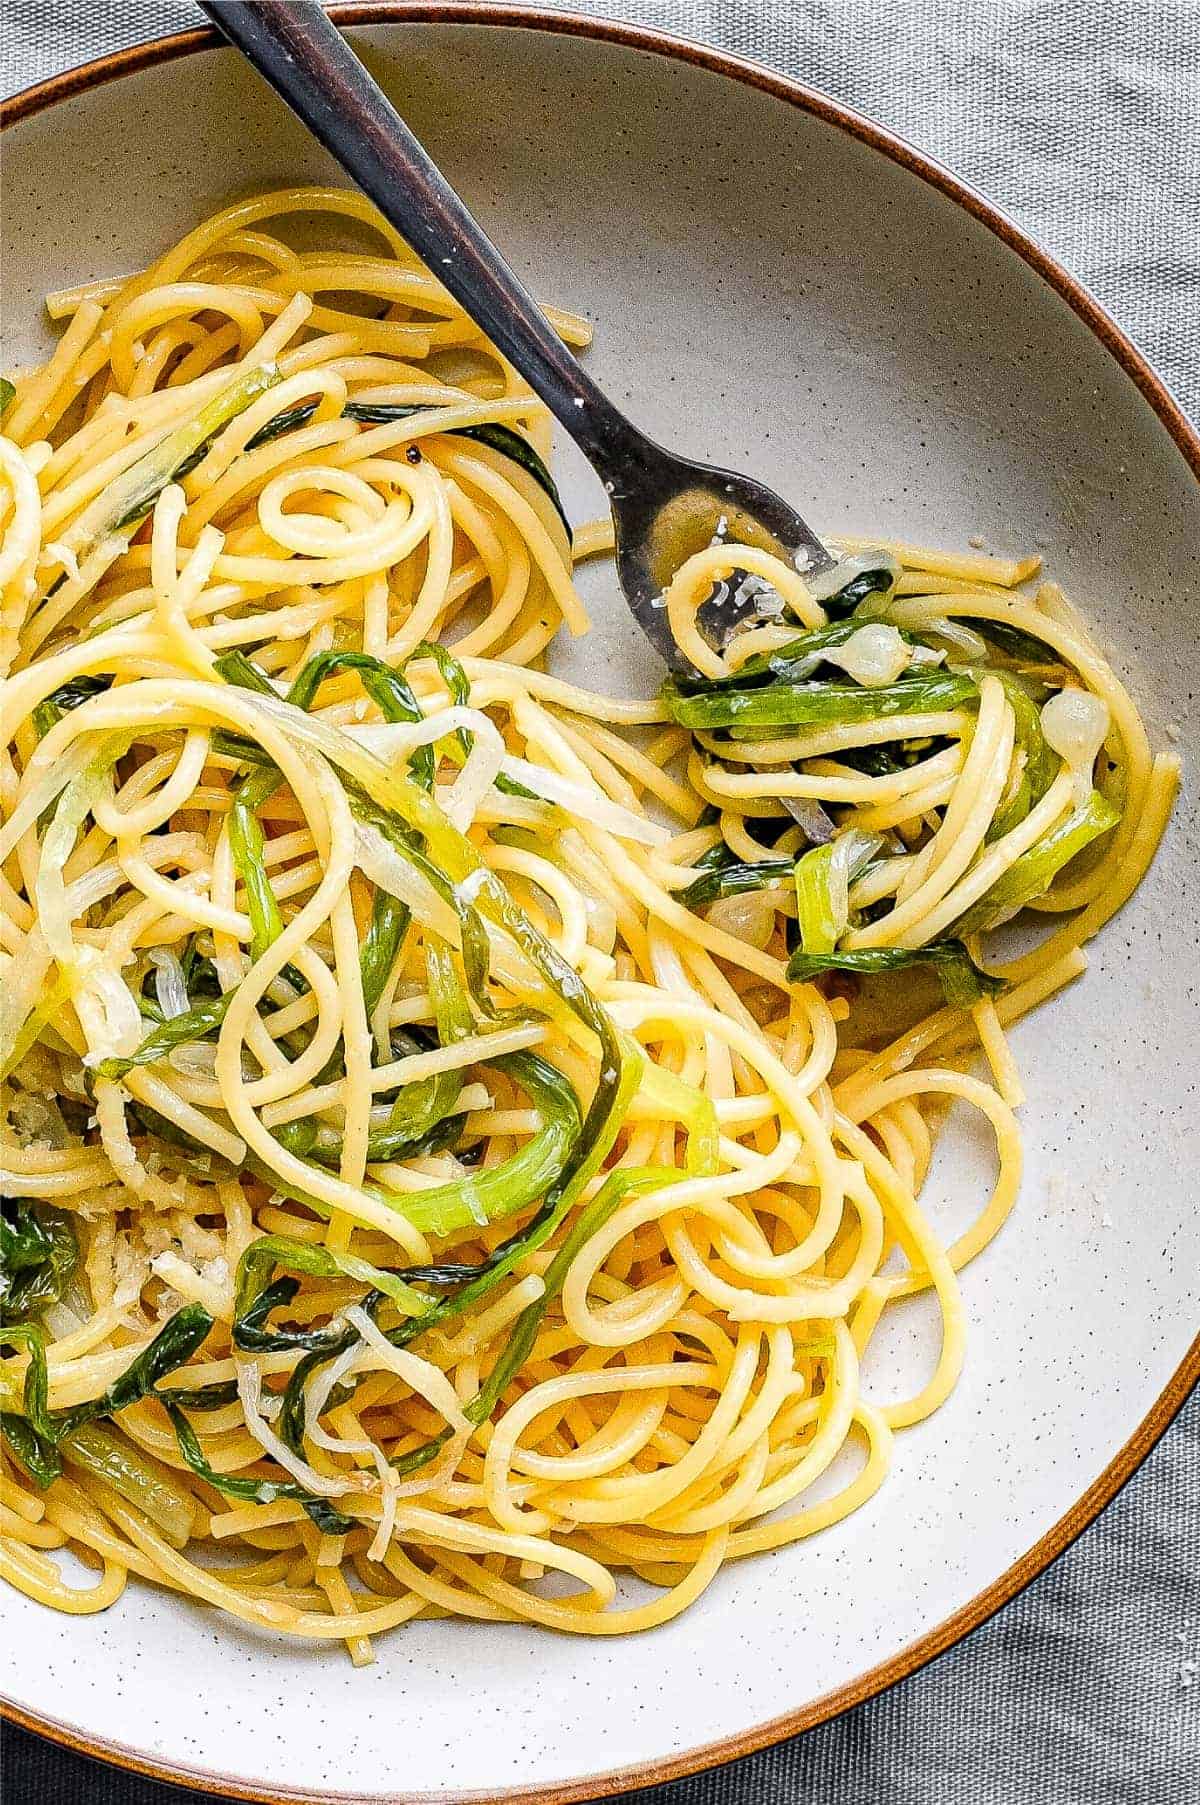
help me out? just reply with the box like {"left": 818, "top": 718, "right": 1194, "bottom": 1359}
{"left": 1, "top": 4, "right": 1197, "bottom": 1802}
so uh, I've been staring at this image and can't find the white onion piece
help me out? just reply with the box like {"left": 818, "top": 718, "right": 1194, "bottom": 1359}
{"left": 301, "top": 1336, "right": 448, "bottom": 1560}
{"left": 0, "top": 941, "right": 54, "bottom": 1076}
{"left": 237, "top": 1359, "right": 374, "bottom": 1500}
{"left": 303, "top": 1339, "right": 376, "bottom": 1460}
{"left": 66, "top": 857, "right": 163, "bottom": 920}
{"left": 353, "top": 824, "right": 460, "bottom": 940}
{"left": 918, "top": 616, "right": 990, "bottom": 661}
{"left": 344, "top": 1304, "right": 472, "bottom": 1506}
{"left": 706, "top": 889, "right": 778, "bottom": 949}
{"left": 1041, "top": 688, "right": 1110, "bottom": 805}
{"left": 438, "top": 712, "right": 507, "bottom": 832}
{"left": 343, "top": 706, "right": 475, "bottom": 751}
{"left": 825, "top": 623, "right": 911, "bottom": 688}
{"left": 804, "top": 546, "right": 901, "bottom": 601}
{"left": 35, "top": 756, "right": 118, "bottom": 965}
{"left": 0, "top": 733, "right": 99, "bottom": 868}
{"left": 148, "top": 947, "right": 189, "bottom": 1019}
{"left": 344, "top": 1305, "right": 469, "bottom": 1434}
{"left": 496, "top": 755, "right": 669, "bottom": 845}
{"left": 42, "top": 1300, "right": 85, "bottom": 1339}
{"left": 77, "top": 959, "right": 144, "bottom": 1066}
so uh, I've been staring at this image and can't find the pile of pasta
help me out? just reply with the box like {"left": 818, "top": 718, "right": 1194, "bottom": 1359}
{"left": 0, "top": 188, "right": 1175, "bottom": 1657}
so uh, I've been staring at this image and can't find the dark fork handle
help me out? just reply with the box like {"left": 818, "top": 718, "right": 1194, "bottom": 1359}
{"left": 197, "top": 0, "right": 653, "bottom": 483}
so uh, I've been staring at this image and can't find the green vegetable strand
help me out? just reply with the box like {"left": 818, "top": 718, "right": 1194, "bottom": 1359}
{"left": 360, "top": 888, "right": 411, "bottom": 1019}
{"left": 0, "top": 1199, "right": 78, "bottom": 1323}
{"left": 0, "top": 1413, "right": 60, "bottom": 1488}
{"left": 665, "top": 668, "right": 977, "bottom": 732}
{"left": 793, "top": 842, "right": 843, "bottom": 956}
{"left": 162, "top": 1402, "right": 355, "bottom": 1533}
{"left": 228, "top": 767, "right": 284, "bottom": 964}
{"left": 0, "top": 1324, "right": 57, "bottom": 1449}
{"left": 952, "top": 789, "right": 1120, "bottom": 936}
{"left": 234, "top": 1236, "right": 430, "bottom": 1330}
{"left": 95, "top": 991, "right": 235, "bottom": 1079}
{"left": 54, "top": 1304, "right": 215, "bottom": 1439}
{"left": 32, "top": 673, "right": 112, "bottom": 742}
{"left": 984, "top": 672, "right": 1057, "bottom": 841}
{"left": 0, "top": 1308, "right": 216, "bottom": 1490}
{"left": 675, "top": 617, "right": 915, "bottom": 691}
{"left": 287, "top": 648, "right": 434, "bottom": 788}
{"left": 213, "top": 647, "right": 638, "bottom": 1250}
{"left": 62, "top": 1422, "right": 196, "bottom": 1549}
{"left": 678, "top": 857, "right": 793, "bottom": 910}
{"left": 101, "top": 362, "right": 281, "bottom": 535}
{"left": 787, "top": 940, "right": 1004, "bottom": 1007}
{"left": 368, "top": 1050, "right": 581, "bottom": 1240}
{"left": 400, "top": 640, "right": 539, "bottom": 803}
{"left": 792, "top": 830, "right": 880, "bottom": 956}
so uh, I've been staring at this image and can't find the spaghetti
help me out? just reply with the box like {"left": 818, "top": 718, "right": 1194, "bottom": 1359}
{"left": 0, "top": 188, "right": 1176, "bottom": 1657}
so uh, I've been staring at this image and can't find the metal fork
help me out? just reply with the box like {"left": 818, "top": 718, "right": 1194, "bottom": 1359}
{"left": 197, "top": 0, "right": 838, "bottom": 832}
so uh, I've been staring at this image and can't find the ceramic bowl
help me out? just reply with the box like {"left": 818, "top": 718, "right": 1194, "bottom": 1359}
{"left": 2, "top": 8, "right": 1197, "bottom": 1801}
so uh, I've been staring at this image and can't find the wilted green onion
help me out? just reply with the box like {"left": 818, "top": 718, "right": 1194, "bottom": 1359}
{"left": 63, "top": 1422, "right": 196, "bottom": 1549}
{"left": 360, "top": 888, "right": 411, "bottom": 1018}
{"left": 234, "top": 1234, "right": 430, "bottom": 1329}
{"left": 95, "top": 991, "right": 234, "bottom": 1079}
{"left": 228, "top": 767, "right": 284, "bottom": 964}
{"left": 664, "top": 669, "right": 977, "bottom": 731}
{"left": 787, "top": 940, "right": 1003, "bottom": 1006}
{"left": 97, "top": 362, "right": 280, "bottom": 536}
{"left": 678, "top": 857, "right": 793, "bottom": 910}
{"left": 952, "top": 790, "right": 1119, "bottom": 936}
{"left": 792, "top": 831, "right": 881, "bottom": 955}
{"left": 985, "top": 673, "right": 1058, "bottom": 840}
{"left": 0, "top": 1198, "right": 78, "bottom": 1323}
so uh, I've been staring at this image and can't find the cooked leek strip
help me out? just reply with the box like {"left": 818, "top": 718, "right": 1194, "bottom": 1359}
{"left": 235, "top": 1235, "right": 430, "bottom": 1327}
{"left": 61, "top": 1424, "right": 196, "bottom": 1550}
{"left": 793, "top": 831, "right": 880, "bottom": 955}
{"left": 952, "top": 790, "right": 1120, "bottom": 936}
{"left": 664, "top": 669, "right": 976, "bottom": 731}
{"left": 94, "top": 994, "right": 235, "bottom": 1079}
{"left": 678, "top": 857, "right": 793, "bottom": 909}
{"left": 787, "top": 940, "right": 1004, "bottom": 1007}
{"left": 63, "top": 361, "right": 280, "bottom": 556}
{"left": 228, "top": 768, "right": 285, "bottom": 964}
{"left": 1, "top": 1199, "right": 78, "bottom": 1323}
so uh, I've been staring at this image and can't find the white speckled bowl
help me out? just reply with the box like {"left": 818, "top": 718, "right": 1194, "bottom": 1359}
{"left": 2, "top": 8, "right": 1197, "bottom": 1801}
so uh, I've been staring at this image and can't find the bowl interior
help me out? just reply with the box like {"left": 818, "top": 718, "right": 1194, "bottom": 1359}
{"left": 2, "top": 18, "right": 1197, "bottom": 1801}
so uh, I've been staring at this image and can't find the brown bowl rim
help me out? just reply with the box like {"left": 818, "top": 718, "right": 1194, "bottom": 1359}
{"left": 2, "top": 6, "right": 1197, "bottom": 1801}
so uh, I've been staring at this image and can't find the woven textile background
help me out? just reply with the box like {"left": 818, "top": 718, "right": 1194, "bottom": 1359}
{"left": 1, "top": 3, "right": 1197, "bottom": 1803}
